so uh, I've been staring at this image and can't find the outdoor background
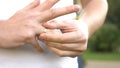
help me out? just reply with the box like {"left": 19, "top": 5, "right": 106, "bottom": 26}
{"left": 81, "top": 0, "right": 120, "bottom": 68}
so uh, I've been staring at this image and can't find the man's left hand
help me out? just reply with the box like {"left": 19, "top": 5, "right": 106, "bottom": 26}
{"left": 39, "top": 20, "right": 89, "bottom": 57}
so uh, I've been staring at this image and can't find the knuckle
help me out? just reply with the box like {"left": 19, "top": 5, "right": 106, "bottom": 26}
{"left": 78, "top": 45, "right": 87, "bottom": 52}
{"left": 49, "top": 9, "right": 56, "bottom": 17}
{"left": 45, "top": 0, "right": 53, "bottom": 5}
{"left": 81, "top": 47, "right": 87, "bottom": 51}
{"left": 59, "top": 38, "right": 64, "bottom": 43}
{"left": 24, "top": 20, "right": 37, "bottom": 28}
{"left": 18, "top": 10, "right": 39, "bottom": 19}
{"left": 58, "top": 35, "right": 65, "bottom": 42}
{"left": 82, "top": 36, "right": 88, "bottom": 42}
{"left": 27, "top": 31, "right": 34, "bottom": 38}
{"left": 66, "top": 5, "right": 79, "bottom": 12}
{"left": 27, "top": 11, "right": 40, "bottom": 19}
{"left": 24, "top": 30, "right": 34, "bottom": 40}
{"left": 78, "top": 33, "right": 88, "bottom": 43}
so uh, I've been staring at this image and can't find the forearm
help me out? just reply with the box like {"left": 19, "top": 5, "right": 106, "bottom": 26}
{"left": 79, "top": 0, "right": 108, "bottom": 37}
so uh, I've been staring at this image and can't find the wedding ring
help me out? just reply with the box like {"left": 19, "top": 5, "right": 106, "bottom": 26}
{"left": 42, "top": 28, "right": 49, "bottom": 33}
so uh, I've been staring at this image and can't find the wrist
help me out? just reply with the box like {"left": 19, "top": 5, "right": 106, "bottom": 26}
{"left": 76, "top": 20, "right": 89, "bottom": 39}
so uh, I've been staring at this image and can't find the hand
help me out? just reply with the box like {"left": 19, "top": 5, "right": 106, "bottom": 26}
{"left": 39, "top": 20, "right": 89, "bottom": 57}
{"left": 0, "top": 0, "right": 80, "bottom": 52}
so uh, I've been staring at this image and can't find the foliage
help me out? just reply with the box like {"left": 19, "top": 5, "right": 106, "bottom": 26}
{"left": 88, "top": 23, "right": 120, "bottom": 52}
{"left": 106, "top": 0, "right": 120, "bottom": 26}
{"left": 83, "top": 50, "right": 120, "bottom": 61}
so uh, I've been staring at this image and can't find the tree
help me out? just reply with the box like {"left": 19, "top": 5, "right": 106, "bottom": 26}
{"left": 89, "top": 24, "right": 120, "bottom": 52}
{"left": 106, "top": 0, "right": 120, "bottom": 27}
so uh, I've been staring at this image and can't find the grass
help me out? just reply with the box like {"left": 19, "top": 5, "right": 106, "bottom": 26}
{"left": 82, "top": 51, "right": 120, "bottom": 61}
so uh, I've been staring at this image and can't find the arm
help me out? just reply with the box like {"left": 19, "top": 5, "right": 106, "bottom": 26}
{"left": 80, "top": 0, "right": 108, "bottom": 37}
{"left": 0, "top": 0, "right": 79, "bottom": 51}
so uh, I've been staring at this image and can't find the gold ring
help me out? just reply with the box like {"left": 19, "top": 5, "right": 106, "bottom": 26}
{"left": 42, "top": 29, "right": 48, "bottom": 33}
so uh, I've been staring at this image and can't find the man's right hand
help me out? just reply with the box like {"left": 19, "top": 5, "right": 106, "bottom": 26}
{"left": 0, "top": 0, "right": 80, "bottom": 52}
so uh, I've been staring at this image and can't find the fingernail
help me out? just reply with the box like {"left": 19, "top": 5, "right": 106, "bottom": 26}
{"left": 39, "top": 34, "right": 45, "bottom": 39}
{"left": 47, "top": 20, "right": 55, "bottom": 23}
{"left": 73, "top": 5, "right": 80, "bottom": 12}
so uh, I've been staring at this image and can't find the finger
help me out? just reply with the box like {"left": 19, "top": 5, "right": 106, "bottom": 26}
{"left": 43, "top": 20, "right": 67, "bottom": 29}
{"left": 38, "top": 5, "right": 80, "bottom": 22}
{"left": 39, "top": 32, "right": 84, "bottom": 43}
{"left": 48, "top": 46, "right": 82, "bottom": 57}
{"left": 43, "top": 20, "right": 78, "bottom": 33}
{"left": 30, "top": 37, "right": 43, "bottom": 52}
{"left": 34, "top": 24, "right": 46, "bottom": 34}
{"left": 33, "top": 23, "right": 51, "bottom": 34}
{"left": 47, "top": 42, "right": 87, "bottom": 51}
{"left": 24, "top": 0, "right": 40, "bottom": 10}
{"left": 35, "top": 0, "right": 59, "bottom": 11}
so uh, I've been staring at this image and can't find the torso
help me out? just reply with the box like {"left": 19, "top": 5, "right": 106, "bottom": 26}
{"left": 0, "top": 0, "right": 77, "bottom": 68}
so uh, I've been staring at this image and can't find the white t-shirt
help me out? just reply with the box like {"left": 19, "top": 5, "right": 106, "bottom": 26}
{"left": 0, "top": 0, "right": 77, "bottom": 68}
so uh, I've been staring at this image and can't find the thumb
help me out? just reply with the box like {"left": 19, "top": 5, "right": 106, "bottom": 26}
{"left": 30, "top": 37, "right": 43, "bottom": 52}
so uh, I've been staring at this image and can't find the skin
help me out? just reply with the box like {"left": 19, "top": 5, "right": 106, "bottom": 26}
{"left": 0, "top": 0, "right": 80, "bottom": 52}
{"left": 39, "top": 0, "right": 108, "bottom": 57}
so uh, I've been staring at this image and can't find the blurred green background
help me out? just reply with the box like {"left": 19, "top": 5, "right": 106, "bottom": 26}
{"left": 81, "top": 0, "right": 120, "bottom": 67}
